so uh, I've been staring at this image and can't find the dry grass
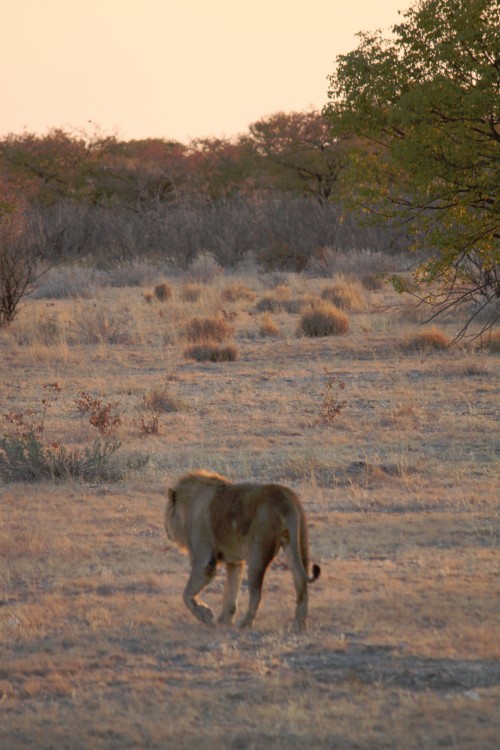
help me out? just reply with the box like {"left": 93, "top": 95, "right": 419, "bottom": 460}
{"left": 181, "top": 283, "right": 203, "bottom": 302}
{"left": 320, "top": 277, "right": 366, "bottom": 312}
{"left": 298, "top": 303, "right": 349, "bottom": 337}
{"left": 259, "top": 313, "right": 280, "bottom": 337}
{"left": 0, "top": 270, "right": 499, "bottom": 750}
{"left": 183, "top": 343, "right": 239, "bottom": 362}
{"left": 403, "top": 325, "right": 451, "bottom": 352}
{"left": 184, "top": 316, "right": 234, "bottom": 343}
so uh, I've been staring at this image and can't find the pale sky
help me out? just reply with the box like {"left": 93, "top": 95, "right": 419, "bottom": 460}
{"left": 2, "top": 0, "right": 412, "bottom": 143}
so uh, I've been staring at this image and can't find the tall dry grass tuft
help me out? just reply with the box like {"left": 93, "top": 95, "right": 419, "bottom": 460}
{"left": 181, "top": 283, "right": 203, "bottom": 303}
{"left": 403, "top": 326, "right": 451, "bottom": 352}
{"left": 184, "top": 316, "right": 234, "bottom": 343}
{"left": 259, "top": 313, "right": 280, "bottom": 337}
{"left": 298, "top": 303, "right": 349, "bottom": 337}
{"left": 320, "top": 278, "right": 365, "bottom": 312}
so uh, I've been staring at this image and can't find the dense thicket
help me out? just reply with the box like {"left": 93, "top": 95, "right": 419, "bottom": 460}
{"left": 0, "top": 112, "right": 407, "bottom": 277}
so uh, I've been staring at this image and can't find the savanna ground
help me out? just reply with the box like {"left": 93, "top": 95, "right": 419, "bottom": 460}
{"left": 0, "top": 264, "right": 499, "bottom": 749}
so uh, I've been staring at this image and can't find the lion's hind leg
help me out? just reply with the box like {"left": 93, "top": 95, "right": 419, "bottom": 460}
{"left": 183, "top": 554, "right": 217, "bottom": 626}
{"left": 218, "top": 561, "right": 243, "bottom": 625}
{"left": 284, "top": 544, "right": 309, "bottom": 632}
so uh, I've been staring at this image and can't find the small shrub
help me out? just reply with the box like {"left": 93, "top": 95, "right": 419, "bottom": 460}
{"left": 154, "top": 282, "right": 172, "bottom": 301}
{"left": 183, "top": 344, "right": 239, "bottom": 362}
{"left": 184, "top": 316, "right": 234, "bottom": 343}
{"left": 143, "top": 292, "right": 154, "bottom": 304}
{"left": 403, "top": 327, "right": 451, "bottom": 352}
{"left": 320, "top": 376, "right": 347, "bottom": 425}
{"left": 221, "top": 284, "right": 256, "bottom": 303}
{"left": 259, "top": 313, "right": 279, "bottom": 337}
{"left": 298, "top": 304, "right": 349, "bottom": 337}
{"left": 0, "top": 431, "right": 122, "bottom": 482}
{"left": 75, "top": 392, "right": 122, "bottom": 437}
{"left": 320, "top": 279, "right": 365, "bottom": 312}
{"left": 71, "top": 305, "right": 137, "bottom": 345}
{"left": 186, "top": 252, "right": 223, "bottom": 284}
{"left": 181, "top": 283, "right": 203, "bottom": 302}
{"left": 1, "top": 388, "right": 122, "bottom": 482}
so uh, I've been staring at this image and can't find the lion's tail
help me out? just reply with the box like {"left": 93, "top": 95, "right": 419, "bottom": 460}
{"left": 285, "top": 500, "right": 321, "bottom": 584}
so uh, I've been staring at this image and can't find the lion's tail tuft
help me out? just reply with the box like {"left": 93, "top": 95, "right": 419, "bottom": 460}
{"left": 309, "top": 564, "right": 321, "bottom": 583}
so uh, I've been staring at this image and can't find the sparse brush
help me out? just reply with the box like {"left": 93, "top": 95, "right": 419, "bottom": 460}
{"left": 154, "top": 282, "right": 172, "bottom": 301}
{"left": 75, "top": 392, "right": 122, "bottom": 437}
{"left": 298, "top": 303, "right": 349, "bottom": 337}
{"left": 320, "top": 279, "right": 365, "bottom": 312}
{"left": 12, "top": 310, "right": 66, "bottom": 347}
{"left": 259, "top": 313, "right": 279, "bottom": 337}
{"left": 320, "top": 375, "right": 347, "bottom": 425}
{"left": 142, "top": 385, "right": 187, "bottom": 413}
{"left": 220, "top": 284, "right": 256, "bottom": 303}
{"left": 403, "top": 326, "right": 451, "bottom": 352}
{"left": 184, "top": 316, "right": 234, "bottom": 343}
{"left": 181, "top": 283, "right": 203, "bottom": 302}
{"left": 186, "top": 252, "right": 223, "bottom": 283}
{"left": 70, "top": 305, "right": 137, "bottom": 345}
{"left": 479, "top": 332, "right": 500, "bottom": 353}
{"left": 183, "top": 344, "right": 239, "bottom": 362}
{"left": 1, "top": 387, "right": 122, "bottom": 482}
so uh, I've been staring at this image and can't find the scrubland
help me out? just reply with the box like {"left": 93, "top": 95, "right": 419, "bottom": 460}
{"left": 0, "top": 264, "right": 499, "bottom": 749}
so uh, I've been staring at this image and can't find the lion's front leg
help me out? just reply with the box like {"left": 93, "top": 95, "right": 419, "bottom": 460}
{"left": 183, "top": 556, "right": 217, "bottom": 626}
{"left": 219, "top": 562, "right": 243, "bottom": 625}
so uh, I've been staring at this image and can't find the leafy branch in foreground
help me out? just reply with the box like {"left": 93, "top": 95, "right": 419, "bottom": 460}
{"left": 324, "top": 0, "right": 500, "bottom": 339}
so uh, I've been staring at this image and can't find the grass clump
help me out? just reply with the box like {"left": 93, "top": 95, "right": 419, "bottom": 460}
{"left": 181, "top": 283, "right": 203, "bottom": 303}
{"left": 154, "top": 282, "right": 172, "bottom": 301}
{"left": 298, "top": 303, "right": 349, "bottom": 337}
{"left": 183, "top": 344, "right": 239, "bottom": 362}
{"left": 259, "top": 313, "right": 280, "bottom": 337}
{"left": 221, "top": 284, "right": 256, "bottom": 304}
{"left": 320, "top": 279, "right": 365, "bottom": 312}
{"left": 184, "top": 316, "right": 234, "bottom": 343}
{"left": 403, "top": 326, "right": 451, "bottom": 352}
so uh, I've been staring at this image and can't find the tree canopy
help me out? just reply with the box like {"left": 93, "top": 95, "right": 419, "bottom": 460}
{"left": 324, "top": 0, "right": 500, "bottom": 336}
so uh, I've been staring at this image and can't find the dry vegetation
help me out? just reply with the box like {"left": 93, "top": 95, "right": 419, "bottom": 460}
{"left": 1, "top": 267, "right": 499, "bottom": 749}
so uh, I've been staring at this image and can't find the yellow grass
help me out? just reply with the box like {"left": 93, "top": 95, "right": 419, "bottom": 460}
{"left": 0, "top": 271, "right": 499, "bottom": 749}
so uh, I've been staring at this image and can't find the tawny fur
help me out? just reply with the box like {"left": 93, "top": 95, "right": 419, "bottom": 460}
{"left": 164, "top": 470, "right": 320, "bottom": 631}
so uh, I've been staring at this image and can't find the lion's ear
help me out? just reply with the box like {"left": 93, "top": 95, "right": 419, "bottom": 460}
{"left": 168, "top": 488, "right": 176, "bottom": 505}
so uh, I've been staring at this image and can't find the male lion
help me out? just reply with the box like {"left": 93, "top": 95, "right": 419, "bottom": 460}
{"left": 164, "top": 470, "right": 321, "bottom": 631}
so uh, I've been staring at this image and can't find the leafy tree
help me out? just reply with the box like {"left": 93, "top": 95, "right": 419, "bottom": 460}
{"left": 324, "top": 0, "right": 500, "bottom": 337}
{"left": 247, "top": 110, "right": 348, "bottom": 204}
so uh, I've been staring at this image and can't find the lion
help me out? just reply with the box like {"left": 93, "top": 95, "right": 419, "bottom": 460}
{"left": 164, "top": 470, "right": 321, "bottom": 631}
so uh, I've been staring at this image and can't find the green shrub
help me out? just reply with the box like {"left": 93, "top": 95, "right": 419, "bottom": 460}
{"left": 0, "top": 431, "right": 122, "bottom": 482}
